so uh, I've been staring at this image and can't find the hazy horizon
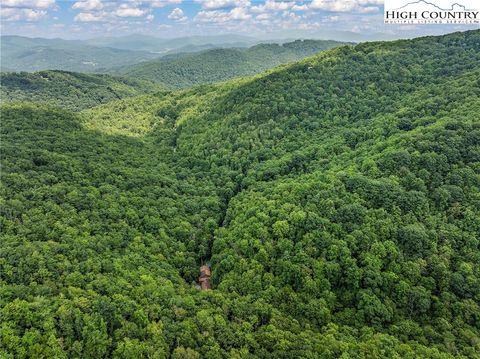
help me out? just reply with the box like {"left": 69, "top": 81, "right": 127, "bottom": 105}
{"left": 1, "top": 0, "right": 478, "bottom": 43}
{"left": 1, "top": 28, "right": 474, "bottom": 44}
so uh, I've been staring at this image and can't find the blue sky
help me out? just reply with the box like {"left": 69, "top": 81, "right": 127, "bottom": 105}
{"left": 0, "top": 0, "right": 478, "bottom": 40}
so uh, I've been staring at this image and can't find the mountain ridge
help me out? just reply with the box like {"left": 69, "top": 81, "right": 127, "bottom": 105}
{"left": 0, "top": 35, "right": 161, "bottom": 73}
{"left": 109, "top": 39, "right": 350, "bottom": 89}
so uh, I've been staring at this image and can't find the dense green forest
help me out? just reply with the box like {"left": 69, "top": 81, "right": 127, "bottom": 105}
{"left": 1, "top": 30, "right": 480, "bottom": 358}
{"left": 110, "top": 39, "right": 348, "bottom": 89}
{"left": 0, "top": 34, "right": 289, "bottom": 74}
{"left": 0, "top": 71, "right": 164, "bottom": 111}
{"left": 0, "top": 36, "right": 160, "bottom": 73}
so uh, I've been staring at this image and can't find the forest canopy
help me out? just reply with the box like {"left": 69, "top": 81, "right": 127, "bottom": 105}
{"left": 0, "top": 71, "right": 164, "bottom": 111}
{"left": 1, "top": 30, "right": 479, "bottom": 358}
{"left": 109, "top": 39, "right": 349, "bottom": 89}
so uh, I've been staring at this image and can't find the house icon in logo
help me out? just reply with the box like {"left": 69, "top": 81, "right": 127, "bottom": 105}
{"left": 393, "top": 1, "right": 474, "bottom": 11}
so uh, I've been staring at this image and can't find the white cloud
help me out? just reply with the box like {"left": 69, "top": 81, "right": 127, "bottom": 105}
{"left": 358, "top": 6, "right": 379, "bottom": 13}
{"left": 309, "top": 0, "right": 380, "bottom": 13}
{"left": 71, "top": 2, "right": 155, "bottom": 23}
{"left": 0, "top": 7, "right": 47, "bottom": 20}
{"left": 309, "top": 0, "right": 352, "bottom": 11}
{"left": 195, "top": 10, "right": 223, "bottom": 21}
{"left": 148, "top": 0, "right": 182, "bottom": 7}
{"left": 195, "top": 6, "right": 251, "bottom": 22}
{"left": 1, "top": 0, "right": 55, "bottom": 9}
{"left": 251, "top": 0, "right": 294, "bottom": 13}
{"left": 72, "top": 0, "right": 103, "bottom": 11}
{"left": 74, "top": 12, "right": 107, "bottom": 22}
{"left": 114, "top": 5, "right": 147, "bottom": 17}
{"left": 230, "top": 6, "right": 250, "bottom": 19}
{"left": 168, "top": 7, "right": 187, "bottom": 21}
{"left": 362, "top": 0, "right": 383, "bottom": 4}
{"left": 195, "top": 0, "right": 250, "bottom": 10}
{"left": 256, "top": 13, "right": 271, "bottom": 20}
{"left": 292, "top": 4, "right": 308, "bottom": 11}
{"left": 282, "top": 10, "right": 301, "bottom": 20}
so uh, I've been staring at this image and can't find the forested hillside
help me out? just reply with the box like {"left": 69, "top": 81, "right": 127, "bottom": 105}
{"left": 1, "top": 30, "right": 480, "bottom": 358}
{"left": 0, "top": 36, "right": 160, "bottom": 72}
{"left": 111, "top": 39, "right": 348, "bottom": 89}
{"left": 0, "top": 71, "right": 164, "bottom": 111}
